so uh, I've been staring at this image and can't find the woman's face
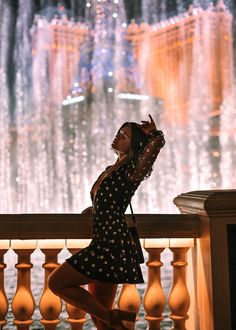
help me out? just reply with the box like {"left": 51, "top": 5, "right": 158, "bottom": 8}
{"left": 111, "top": 125, "right": 132, "bottom": 155}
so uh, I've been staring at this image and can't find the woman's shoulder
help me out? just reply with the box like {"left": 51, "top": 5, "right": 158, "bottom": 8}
{"left": 105, "top": 158, "right": 132, "bottom": 171}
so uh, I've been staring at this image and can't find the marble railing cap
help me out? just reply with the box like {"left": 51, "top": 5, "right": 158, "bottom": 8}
{"left": 174, "top": 189, "right": 236, "bottom": 215}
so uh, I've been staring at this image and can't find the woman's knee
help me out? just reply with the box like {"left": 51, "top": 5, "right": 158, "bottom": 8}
{"left": 47, "top": 270, "right": 61, "bottom": 294}
{"left": 47, "top": 262, "right": 72, "bottom": 293}
{"left": 47, "top": 261, "right": 92, "bottom": 293}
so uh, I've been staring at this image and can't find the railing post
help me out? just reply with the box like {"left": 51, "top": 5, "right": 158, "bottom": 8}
{"left": 174, "top": 190, "right": 236, "bottom": 330}
{"left": 143, "top": 244, "right": 166, "bottom": 330}
{"left": 38, "top": 240, "right": 64, "bottom": 330}
{"left": 117, "top": 284, "right": 140, "bottom": 329}
{"left": 0, "top": 241, "right": 9, "bottom": 329}
{"left": 11, "top": 240, "right": 36, "bottom": 330}
{"left": 66, "top": 240, "right": 87, "bottom": 330}
{"left": 66, "top": 302, "right": 87, "bottom": 330}
{"left": 168, "top": 246, "right": 190, "bottom": 330}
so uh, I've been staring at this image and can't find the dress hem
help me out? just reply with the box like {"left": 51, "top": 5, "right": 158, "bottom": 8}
{"left": 66, "top": 258, "right": 144, "bottom": 284}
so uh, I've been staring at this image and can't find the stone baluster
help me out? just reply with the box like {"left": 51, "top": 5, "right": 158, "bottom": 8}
{"left": 143, "top": 247, "right": 165, "bottom": 330}
{"left": 11, "top": 240, "right": 36, "bottom": 330}
{"left": 0, "top": 240, "right": 9, "bottom": 329}
{"left": 66, "top": 239, "right": 88, "bottom": 330}
{"left": 117, "top": 284, "right": 140, "bottom": 330}
{"left": 117, "top": 237, "right": 143, "bottom": 328}
{"left": 38, "top": 240, "right": 65, "bottom": 330}
{"left": 168, "top": 243, "right": 190, "bottom": 330}
{"left": 66, "top": 300, "right": 87, "bottom": 330}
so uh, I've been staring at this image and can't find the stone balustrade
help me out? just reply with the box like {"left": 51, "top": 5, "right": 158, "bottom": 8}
{"left": 0, "top": 212, "right": 200, "bottom": 330}
{"left": 2, "top": 189, "right": 235, "bottom": 330}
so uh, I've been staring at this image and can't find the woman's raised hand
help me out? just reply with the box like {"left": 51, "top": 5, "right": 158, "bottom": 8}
{"left": 137, "top": 114, "right": 157, "bottom": 136}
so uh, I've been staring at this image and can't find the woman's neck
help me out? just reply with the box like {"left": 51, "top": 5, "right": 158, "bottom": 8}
{"left": 116, "top": 153, "right": 129, "bottom": 164}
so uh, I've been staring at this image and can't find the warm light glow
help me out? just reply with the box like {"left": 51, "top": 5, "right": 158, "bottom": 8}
{"left": 0, "top": 240, "right": 10, "bottom": 249}
{"left": 144, "top": 238, "right": 169, "bottom": 248}
{"left": 143, "top": 238, "right": 195, "bottom": 248}
{"left": 38, "top": 239, "right": 65, "bottom": 249}
{"left": 11, "top": 240, "right": 37, "bottom": 250}
{"left": 140, "top": 238, "right": 144, "bottom": 248}
{"left": 169, "top": 238, "right": 195, "bottom": 248}
{"left": 66, "top": 239, "right": 91, "bottom": 249}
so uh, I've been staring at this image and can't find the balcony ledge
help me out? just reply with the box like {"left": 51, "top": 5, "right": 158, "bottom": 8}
{"left": 0, "top": 213, "right": 200, "bottom": 239}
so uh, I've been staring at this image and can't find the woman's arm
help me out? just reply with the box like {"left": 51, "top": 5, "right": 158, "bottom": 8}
{"left": 81, "top": 206, "right": 93, "bottom": 216}
{"left": 127, "top": 115, "right": 165, "bottom": 182}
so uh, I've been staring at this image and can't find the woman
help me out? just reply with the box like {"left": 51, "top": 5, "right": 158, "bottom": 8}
{"left": 48, "top": 114, "right": 165, "bottom": 329}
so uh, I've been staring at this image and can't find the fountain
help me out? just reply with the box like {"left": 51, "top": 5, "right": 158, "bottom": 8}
{"left": 0, "top": 0, "right": 235, "bottom": 215}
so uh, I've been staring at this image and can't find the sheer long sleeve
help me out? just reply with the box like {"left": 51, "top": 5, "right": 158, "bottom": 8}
{"left": 126, "top": 130, "right": 165, "bottom": 182}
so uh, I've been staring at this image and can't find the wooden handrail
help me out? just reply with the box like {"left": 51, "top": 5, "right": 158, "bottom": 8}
{"left": 0, "top": 214, "right": 200, "bottom": 239}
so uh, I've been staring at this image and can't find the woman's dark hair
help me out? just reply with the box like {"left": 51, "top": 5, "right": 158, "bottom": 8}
{"left": 119, "top": 122, "right": 149, "bottom": 163}
{"left": 114, "top": 121, "right": 154, "bottom": 179}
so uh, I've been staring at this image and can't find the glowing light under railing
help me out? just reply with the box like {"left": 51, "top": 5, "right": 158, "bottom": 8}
{"left": 143, "top": 238, "right": 195, "bottom": 248}
{"left": 38, "top": 239, "right": 65, "bottom": 249}
{"left": 0, "top": 240, "right": 10, "bottom": 249}
{"left": 139, "top": 238, "right": 144, "bottom": 248}
{"left": 11, "top": 240, "right": 37, "bottom": 250}
{"left": 66, "top": 239, "right": 91, "bottom": 249}
{"left": 169, "top": 238, "right": 195, "bottom": 248}
{"left": 62, "top": 95, "right": 85, "bottom": 106}
{"left": 117, "top": 93, "right": 150, "bottom": 101}
{"left": 144, "top": 238, "right": 169, "bottom": 248}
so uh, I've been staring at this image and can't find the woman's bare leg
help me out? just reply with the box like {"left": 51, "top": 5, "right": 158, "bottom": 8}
{"left": 48, "top": 262, "right": 111, "bottom": 325}
{"left": 88, "top": 281, "right": 118, "bottom": 330}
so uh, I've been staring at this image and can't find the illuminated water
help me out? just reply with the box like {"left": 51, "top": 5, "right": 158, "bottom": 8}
{"left": 1, "top": 1, "right": 235, "bottom": 215}
{"left": 0, "top": 0, "right": 235, "bottom": 329}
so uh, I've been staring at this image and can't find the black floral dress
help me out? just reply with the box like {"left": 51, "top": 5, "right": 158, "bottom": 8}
{"left": 66, "top": 131, "right": 165, "bottom": 283}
